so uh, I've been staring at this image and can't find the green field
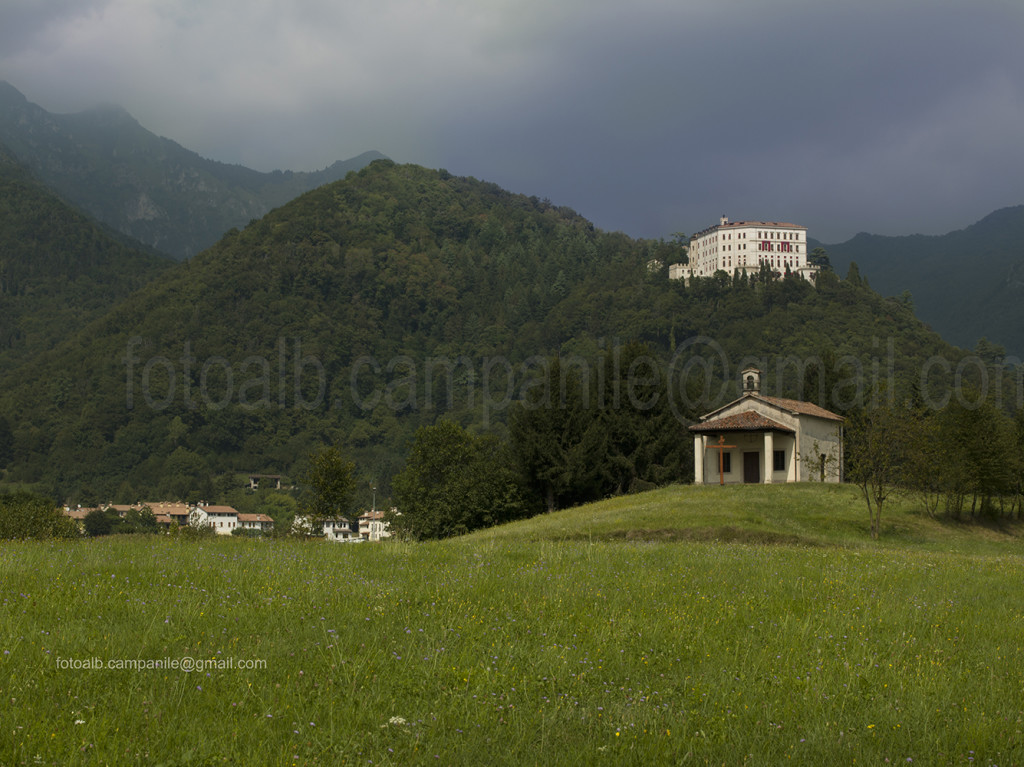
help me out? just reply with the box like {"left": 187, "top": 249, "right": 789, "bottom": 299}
{"left": 2, "top": 484, "right": 1023, "bottom": 765}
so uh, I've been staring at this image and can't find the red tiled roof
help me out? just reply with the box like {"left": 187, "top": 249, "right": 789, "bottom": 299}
{"left": 697, "top": 393, "right": 845, "bottom": 424}
{"left": 237, "top": 513, "right": 273, "bottom": 523}
{"left": 143, "top": 502, "right": 192, "bottom": 514}
{"left": 689, "top": 410, "right": 795, "bottom": 434}
{"left": 718, "top": 220, "right": 804, "bottom": 229}
{"left": 199, "top": 505, "right": 239, "bottom": 516}
{"left": 691, "top": 220, "right": 806, "bottom": 239}
{"left": 753, "top": 394, "right": 844, "bottom": 422}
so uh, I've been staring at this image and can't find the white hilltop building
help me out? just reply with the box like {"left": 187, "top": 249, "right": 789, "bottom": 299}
{"left": 669, "top": 216, "right": 818, "bottom": 283}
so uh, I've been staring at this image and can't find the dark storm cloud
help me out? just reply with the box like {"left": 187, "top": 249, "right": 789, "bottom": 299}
{"left": 433, "top": 1, "right": 1024, "bottom": 241}
{"left": 2, "top": 0, "right": 1023, "bottom": 241}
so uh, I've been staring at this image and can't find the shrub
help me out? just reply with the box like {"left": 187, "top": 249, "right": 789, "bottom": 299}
{"left": 83, "top": 508, "right": 115, "bottom": 537}
{"left": 178, "top": 522, "right": 216, "bottom": 539}
{"left": 0, "top": 493, "right": 78, "bottom": 540}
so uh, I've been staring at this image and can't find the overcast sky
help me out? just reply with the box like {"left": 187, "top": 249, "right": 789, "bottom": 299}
{"left": 2, "top": 0, "right": 1023, "bottom": 242}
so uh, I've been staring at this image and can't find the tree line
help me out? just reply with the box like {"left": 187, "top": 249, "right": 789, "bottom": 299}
{"left": 846, "top": 385, "right": 1024, "bottom": 538}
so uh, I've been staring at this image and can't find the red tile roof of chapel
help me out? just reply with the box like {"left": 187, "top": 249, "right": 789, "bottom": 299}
{"left": 753, "top": 395, "right": 844, "bottom": 422}
{"left": 688, "top": 410, "right": 795, "bottom": 434}
{"left": 696, "top": 393, "right": 845, "bottom": 424}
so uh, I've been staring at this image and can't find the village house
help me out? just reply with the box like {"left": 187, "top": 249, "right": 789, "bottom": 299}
{"left": 293, "top": 511, "right": 393, "bottom": 542}
{"left": 62, "top": 507, "right": 91, "bottom": 532}
{"left": 670, "top": 216, "right": 818, "bottom": 283}
{"left": 190, "top": 504, "right": 242, "bottom": 535}
{"left": 358, "top": 509, "right": 392, "bottom": 541}
{"left": 63, "top": 501, "right": 182, "bottom": 530}
{"left": 63, "top": 500, "right": 398, "bottom": 540}
{"left": 237, "top": 513, "right": 274, "bottom": 533}
{"left": 323, "top": 517, "right": 362, "bottom": 542}
{"left": 690, "top": 367, "right": 843, "bottom": 485}
{"left": 247, "top": 473, "right": 282, "bottom": 490}
{"left": 63, "top": 503, "right": 140, "bottom": 524}
{"left": 148, "top": 502, "right": 192, "bottom": 529}
{"left": 292, "top": 515, "right": 361, "bottom": 542}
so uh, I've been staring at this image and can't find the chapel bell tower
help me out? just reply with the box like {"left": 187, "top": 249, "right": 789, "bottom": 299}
{"left": 741, "top": 366, "right": 761, "bottom": 395}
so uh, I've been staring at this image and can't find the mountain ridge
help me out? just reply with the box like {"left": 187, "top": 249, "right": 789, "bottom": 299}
{"left": 0, "top": 80, "right": 387, "bottom": 258}
{"left": 819, "top": 204, "right": 1024, "bottom": 357}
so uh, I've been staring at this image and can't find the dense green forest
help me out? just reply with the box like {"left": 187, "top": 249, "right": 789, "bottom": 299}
{"left": 0, "top": 159, "right": 1002, "bottom": 516}
{"left": 0, "top": 144, "right": 173, "bottom": 372}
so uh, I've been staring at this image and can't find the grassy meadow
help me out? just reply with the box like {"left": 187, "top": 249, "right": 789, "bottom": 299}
{"left": 2, "top": 483, "right": 1024, "bottom": 765}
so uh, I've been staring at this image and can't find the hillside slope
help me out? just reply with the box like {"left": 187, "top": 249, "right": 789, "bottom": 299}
{"left": 821, "top": 205, "right": 1024, "bottom": 357}
{"left": 0, "top": 161, "right": 973, "bottom": 501}
{"left": 0, "top": 81, "right": 385, "bottom": 258}
{"left": 0, "top": 144, "right": 173, "bottom": 371}
{"left": 470, "top": 482, "right": 1024, "bottom": 555}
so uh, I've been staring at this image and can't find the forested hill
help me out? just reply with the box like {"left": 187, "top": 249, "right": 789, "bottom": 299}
{"left": 0, "top": 160, "right": 971, "bottom": 503}
{"left": 0, "top": 81, "right": 386, "bottom": 259}
{"left": 0, "top": 144, "right": 174, "bottom": 371}
{"left": 821, "top": 205, "right": 1024, "bottom": 358}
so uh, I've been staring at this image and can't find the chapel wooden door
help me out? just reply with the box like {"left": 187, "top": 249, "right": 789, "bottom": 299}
{"left": 743, "top": 451, "right": 761, "bottom": 484}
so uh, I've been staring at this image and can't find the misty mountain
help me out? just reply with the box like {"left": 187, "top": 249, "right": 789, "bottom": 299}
{"left": 0, "top": 81, "right": 386, "bottom": 259}
{"left": 0, "top": 160, "right": 967, "bottom": 502}
{"left": 819, "top": 206, "right": 1024, "bottom": 358}
{"left": 0, "top": 143, "right": 173, "bottom": 371}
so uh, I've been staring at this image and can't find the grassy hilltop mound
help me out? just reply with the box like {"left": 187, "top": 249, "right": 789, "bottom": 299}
{"left": 3, "top": 484, "right": 1024, "bottom": 764}
{"left": 473, "top": 482, "right": 1024, "bottom": 554}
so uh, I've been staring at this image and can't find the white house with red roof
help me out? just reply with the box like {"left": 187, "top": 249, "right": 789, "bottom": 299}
{"left": 293, "top": 515, "right": 362, "bottom": 542}
{"left": 191, "top": 504, "right": 241, "bottom": 535}
{"left": 690, "top": 367, "right": 844, "bottom": 485}
{"left": 358, "top": 509, "right": 392, "bottom": 541}
{"left": 670, "top": 216, "right": 818, "bottom": 283}
{"left": 238, "top": 513, "right": 274, "bottom": 533}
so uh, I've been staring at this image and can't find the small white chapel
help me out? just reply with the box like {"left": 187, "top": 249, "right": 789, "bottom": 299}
{"left": 689, "top": 367, "right": 844, "bottom": 485}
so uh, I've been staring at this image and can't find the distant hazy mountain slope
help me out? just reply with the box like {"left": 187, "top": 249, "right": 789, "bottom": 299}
{"left": 821, "top": 206, "right": 1024, "bottom": 357}
{"left": 0, "top": 143, "right": 174, "bottom": 370}
{"left": 0, "top": 81, "right": 386, "bottom": 259}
